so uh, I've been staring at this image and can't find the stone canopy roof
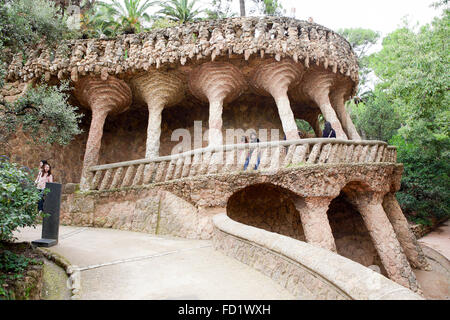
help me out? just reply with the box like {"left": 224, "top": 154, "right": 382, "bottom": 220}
{"left": 5, "top": 17, "right": 359, "bottom": 95}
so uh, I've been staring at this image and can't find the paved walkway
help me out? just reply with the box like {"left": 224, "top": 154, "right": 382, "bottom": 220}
{"left": 418, "top": 220, "right": 450, "bottom": 261}
{"left": 14, "top": 226, "right": 295, "bottom": 300}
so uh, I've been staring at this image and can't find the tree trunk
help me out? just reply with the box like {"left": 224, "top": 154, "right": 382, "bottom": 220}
{"left": 239, "top": 0, "right": 246, "bottom": 16}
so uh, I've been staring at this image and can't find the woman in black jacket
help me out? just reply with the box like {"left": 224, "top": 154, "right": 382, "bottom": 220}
{"left": 322, "top": 121, "right": 336, "bottom": 138}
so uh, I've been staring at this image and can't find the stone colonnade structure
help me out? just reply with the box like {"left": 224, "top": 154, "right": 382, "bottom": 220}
{"left": 5, "top": 17, "right": 363, "bottom": 190}
{"left": 3, "top": 17, "right": 430, "bottom": 297}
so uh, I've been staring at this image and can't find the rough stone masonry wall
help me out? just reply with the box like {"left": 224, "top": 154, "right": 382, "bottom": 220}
{"left": 59, "top": 163, "right": 401, "bottom": 239}
{"left": 5, "top": 17, "right": 358, "bottom": 91}
{"left": 327, "top": 196, "right": 387, "bottom": 274}
{"left": 227, "top": 184, "right": 386, "bottom": 274}
{"left": 60, "top": 187, "right": 216, "bottom": 239}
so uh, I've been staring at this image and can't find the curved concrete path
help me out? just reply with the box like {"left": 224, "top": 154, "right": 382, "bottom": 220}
{"left": 14, "top": 226, "right": 295, "bottom": 300}
{"left": 418, "top": 221, "right": 450, "bottom": 261}
{"left": 414, "top": 220, "right": 450, "bottom": 300}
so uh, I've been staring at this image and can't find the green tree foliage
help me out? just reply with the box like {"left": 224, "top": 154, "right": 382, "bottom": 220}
{"left": 156, "top": 0, "right": 203, "bottom": 23}
{"left": 0, "top": 0, "right": 83, "bottom": 148}
{"left": 49, "top": 0, "right": 97, "bottom": 14}
{"left": 80, "top": 2, "right": 121, "bottom": 38}
{"left": 0, "top": 157, "right": 43, "bottom": 242}
{"left": 369, "top": 20, "right": 449, "bottom": 131}
{"left": 0, "top": 0, "right": 72, "bottom": 54}
{"left": 391, "top": 134, "right": 449, "bottom": 224}
{"left": 295, "top": 119, "right": 315, "bottom": 136}
{"left": 0, "top": 0, "right": 74, "bottom": 85}
{"left": 354, "top": 4, "right": 449, "bottom": 224}
{"left": 0, "top": 82, "right": 83, "bottom": 147}
{"left": 349, "top": 90, "right": 401, "bottom": 142}
{"left": 96, "top": 0, "right": 157, "bottom": 34}
{"left": 338, "top": 28, "right": 380, "bottom": 94}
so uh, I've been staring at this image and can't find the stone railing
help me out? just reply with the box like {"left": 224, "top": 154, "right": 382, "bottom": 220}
{"left": 84, "top": 139, "right": 397, "bottom": 191}
{"left": 213, "top": 213, "right": 422, "bottom": 300}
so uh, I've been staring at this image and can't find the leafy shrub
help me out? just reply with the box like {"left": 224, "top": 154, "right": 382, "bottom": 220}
{"left": 390, "top": 134, "right": 450, "bottom": 225}
{"left": 0, "top": 81, "right": 83, "bottom": 147}
{"left": 0, "top": 157, "right": 44, "bottom": 242}
{"left": 349, "top": 90, "right": 401, "bottom": 142}
{"left": 0, "top": 246, "right": 42, "bottom": 300}
{"left": 0, "top": 0, "right": 72, "bottom": 59}
{"left": 0, "top": 250, "right": 37, "bottom": 274}
{"left": 295, "top": 119, "right": 315, "bottom": 135}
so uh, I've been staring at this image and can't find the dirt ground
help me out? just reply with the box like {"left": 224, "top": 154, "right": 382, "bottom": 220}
{"left": 413, "top": 221, "right": 450, "bottom": 300}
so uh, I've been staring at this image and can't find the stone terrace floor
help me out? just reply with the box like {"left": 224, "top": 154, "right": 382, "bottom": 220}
{"left": 14, "top": 225, "right": 296, "bottom": 300}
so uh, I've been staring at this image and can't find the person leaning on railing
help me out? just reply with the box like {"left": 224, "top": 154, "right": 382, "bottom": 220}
{"left": 322, "top": 122, "right": 336, "bottom": 138}
{"left": 244, "top": 132, "right": 261, "bottom": 170}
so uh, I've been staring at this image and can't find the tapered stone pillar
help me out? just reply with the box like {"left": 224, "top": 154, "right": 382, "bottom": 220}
{"left": 330, "top": 86, "right": 361, "bottom": 140}
{"left": 131, "top": 72, "right": 185, "bottom": 158}
{"left": 74, "top": 76, "right": 132, "bottom": 190}
{"left": 250, "top": 60, "right": 303, "bottom": 141}
{"left": 345, "top": 191, "right": 422, "bottom": 293}
{"left": 301, "top": 72, "right": 348, "bottom": 139}
{"left": 189, "top": 62, "right": 247, "bottom": 146}
{"left": 382, "top": 193, "right": 431, "bottom": 270}
{"left": 294, "top": 197, "right": 337, "bottom": 252}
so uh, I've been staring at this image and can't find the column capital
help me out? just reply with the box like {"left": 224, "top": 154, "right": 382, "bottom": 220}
{"left": 345, "top": 190, "right": 387, "bottom": 208}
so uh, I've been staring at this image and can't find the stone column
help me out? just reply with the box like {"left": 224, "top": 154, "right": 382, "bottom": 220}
{"left": 207, "top": 98, "right": 225, "bottom": 146}
{"left": 146, "top": 100, "right": 164, "bottom": 158}
{"left": 250, "top": 60, "right": 303, "bottom": 141}
{"left": 302, "top": 72, "right": 348, "bottom": 139}
{"left": 83, "top": 108, "right": 108, "bottom": 172}
{"left": 189, "top": 62, "right": 247, "bottom": 146}
{"left": 131, "top": 72, "right": 185, "bottom": 158}
{"left": 274, "top": 94, "right": 301, "bottom": 141}
{"left": 345, "top": 191, "right": 422, "bottom": 293}
{"left": 382, "top": 193, "right": 431, "bottom": 270}
{"left": 294, "top": 197, "right": 337, "bottom": 252}
{"left": 74, "top": 76, "right": 132, "bottom": 190}
{"left": 330, "top": 87, "right": 361, "bottom": 140}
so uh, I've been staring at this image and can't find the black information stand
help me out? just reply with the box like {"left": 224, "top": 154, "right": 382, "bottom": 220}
{"left": 32, "top": 182, "right": 62, "bottom": 247}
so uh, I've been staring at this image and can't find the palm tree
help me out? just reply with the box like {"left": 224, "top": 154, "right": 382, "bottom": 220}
{"left": 81, "top": 4, "right": 119, "bottom": 38}
{"left": 156, "top": 0, "right": 203, "bottom": 23}
{"left": 97, "top": 0, "right": 157, "bottom": 34}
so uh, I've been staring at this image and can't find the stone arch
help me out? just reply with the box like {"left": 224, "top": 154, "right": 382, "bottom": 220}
{"left": 326, "top": 190, "right": 388, "bottom": 276}
{"left": 327, "top": 179, "right": 422, "bottom": 294}
{"left": 226, "top": 183, "right": 305, "bottom": 241}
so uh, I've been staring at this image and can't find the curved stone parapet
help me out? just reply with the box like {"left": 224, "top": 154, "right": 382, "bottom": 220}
{"left": 5, "top": 17, "right": 358, "bottom": 94}
{"left": 213, "top": 213, "right": 423, "bottom": 300}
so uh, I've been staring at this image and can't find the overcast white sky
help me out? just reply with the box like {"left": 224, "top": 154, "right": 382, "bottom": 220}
{"left": 196, "top": 0, "right": 441, "bottom": 37}
{"left": 102, "top": 0, "right": 442, "bottom": 37}
{"left": 280, "top": 0, "right": 440, "bottom": 35}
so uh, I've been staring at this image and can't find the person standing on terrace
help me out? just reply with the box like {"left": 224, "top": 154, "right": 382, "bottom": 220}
{"left": 322, "top": 122, "right": 337, "bottom": 138}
